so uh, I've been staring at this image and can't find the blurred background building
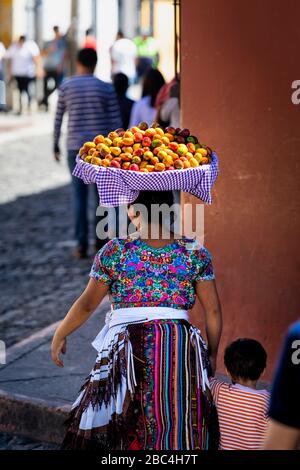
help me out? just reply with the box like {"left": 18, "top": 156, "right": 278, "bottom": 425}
{"left": 0, "top": 0, "right": 176, "bottom": 81}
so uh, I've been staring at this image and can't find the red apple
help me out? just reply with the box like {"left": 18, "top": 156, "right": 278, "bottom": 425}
{"left": 142, "top": 136, "right": 152, "bottom": 147}
{"left": 134, "top": 132, "right": 144, "bottom": 142}
{"left": 110, "top": 160, "right": 121, "bottom": 168}
{"left": 129, "top": 163, "right": 140, "bottom": 171}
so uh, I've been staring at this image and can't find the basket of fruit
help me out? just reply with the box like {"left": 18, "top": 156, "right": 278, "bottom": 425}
{"left": 73, "top": 123, "right": 218, "bottom": 206}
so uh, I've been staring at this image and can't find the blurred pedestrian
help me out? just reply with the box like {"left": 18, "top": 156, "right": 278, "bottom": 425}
{"left": 129, "top": 68, "right": 165, "bottom": 127}
{"left": 157, "top": 79, "right": 180, "bottom": 128}
{"left": 110, "top": 31, "right": 136, "bottom": 84}
{"left": 82, "top": 28, "right": 97, "bottom": 51}
{"left": 54, "top": 48, "right": 122, "bottom": 258}
{"left": 134, "top": 31, "right": 159, "bottom": 80}
{"left": 264, "top": 320, "right": 300, "bottom": 450}
{"left": 39, "top": 26, "right": 68, "bottom": 111}
{"left": 6, "top": 35, "right": 41, "bottom": 115}
{"left": 0, "top": 41, "right": 6, "bottom": 82}
{"left": 113, "top": 72, "right": 134, "bottom": 129}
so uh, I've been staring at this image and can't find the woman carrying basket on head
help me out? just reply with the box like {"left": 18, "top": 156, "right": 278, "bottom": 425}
{"left": 51, "top": 187, "right": 222, "bottom": 450}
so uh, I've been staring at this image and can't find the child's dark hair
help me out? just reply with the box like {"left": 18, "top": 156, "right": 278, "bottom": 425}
{"left": 77, "top": 48, "right": 97, "bottom": 70}
{"left": 224, "top": 338, "right": 267, "bottom": 381}
{"left": 130, "top": 190, "right": 174, "bottom": 226}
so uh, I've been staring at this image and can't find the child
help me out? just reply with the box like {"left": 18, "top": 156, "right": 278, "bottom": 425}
{"left": 210, "top": 338, "right": 270, "bottom": 450}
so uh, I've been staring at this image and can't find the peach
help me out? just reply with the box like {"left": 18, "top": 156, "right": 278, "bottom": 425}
{"left": 146, "top": 165, "right": 155, "bottom": 172}
{"left": 189, "top": 157, "right": 199, "bottom": 167}
{"left": 143, "top": 150, "right": 153, "bottom": 160}
{"left": 84, "top": 155, "right": 92, "bottom": 163}
{"left": 110, "top": 147, "right": 121, "bottom": 157}
{"left": 113, "top": 137, "right": 123, "bottom": 147}
{"left": 183, "top": 160, "right": 191, "bottom": 169}
{"left": 123, "top": 146, "right": 133, "bottom": 154}
{"left": 164, "top": 133, "right": 174, "bottom": 142}
{"left": 103, "top": 138, "right": 112, "bottom": 147}
{"left": 200, "top": 157, "right": 209, "bottom": 164}
{"left": 93, "top": 135, "right": 105, "bottom": 145}
{"left": 122, "top": 137, "right": 134, "bottom": 146}
{"left": 133, "top": 148, "right": 144, "bottom": 157}
{"left": 83, "top": 141, "right": 96, "bottom": 150}
{"left": 124, "top": 131, "right": 134, "bottom": 139}
{"left": 169, "top": 142, "right": 178, "bottom": 152}
{"left": 108, "top": 131, "right": 118, "bottom": 141}
{"left": 155, "top": 162, "right": 165, "bottom": 171}
{"left": 132, "top": 156, "right": 141, "bottom": 164}
{"left": 101, "top": 158, "right": 111, "bottom": 167}
{"left": 155, "top": 127, "right": 164, "bottom": 137}
{"left": 122, "top": 162, "right": 131, "bottom": 170}
{"left": 120, "top": 152, "right": 132, "bottom": 162}
{"left": 138, "top": 122, "right": 148, "bottom": 130}
{"left": 161, "top": 136, "right": 170, "bottom": 145}
{"left": 130, "top": 126, "right": 140, "bottom": 133}
{"left": 88, "top": 148, "right": 97, "bottom": 156}
{"left": 144, "top": 128, "right": 156, "bottom": 137}
{"left": 129, "top": 163, "right": 139, "bottom": 171}
{"left": 174, "top": 159, "right": 184, "bottom": 169}
{"left": 163, "top": 155, "right": 174, "bottom": 167}
{"left": 157, "top": 150, "right": 168, "bottom": 160}
{"left": 187, "top": 143, "right": 196, "bottom": 153}
{"left": 177, "top": 144, "right": 188, "bottom": 155}
{"left": 185, "top": 152, "right": 194, "bottom": 160}
{"left": 165, "top": 126, "right": 176, "bottom": 135}
{"left": 197, "top": 148, "right": 208, "bottom": 157}
{"left": 142, "top": 136, "right": 152, "bottom": 147}
{"left": 134, "top": 132, "right": 144, "bottom": 142}
{"left": 133, "top": 143, "right": 141, "bottom": 151}
{"left": 139, "top": 168, "right": 148, "bottom": 172}
{"left": 110, "top": 159, "right": 121, "bottom": 168}
{"left": 79, "top": 147, "right": 86, "bottom": 156}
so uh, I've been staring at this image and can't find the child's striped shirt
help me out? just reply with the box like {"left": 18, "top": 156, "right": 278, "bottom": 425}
{"left": 210, "top": 377, "right": 270, "bottom": 450}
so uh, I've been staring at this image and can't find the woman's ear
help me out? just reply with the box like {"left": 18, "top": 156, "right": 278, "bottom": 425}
{"left": 127, "top": 205, "right": 141, "bottom": 229}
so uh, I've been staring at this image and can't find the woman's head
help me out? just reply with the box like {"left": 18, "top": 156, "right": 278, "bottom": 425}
{"left": 142, "top": 69, "right": 165, "bottom": 107}
{"left": 128, "top": 190, "right": 175, "bottom": 237}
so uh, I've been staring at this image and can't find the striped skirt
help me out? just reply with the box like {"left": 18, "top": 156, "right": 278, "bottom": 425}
{"left": 62, "top": 319, "right": 219, "bottom": 450}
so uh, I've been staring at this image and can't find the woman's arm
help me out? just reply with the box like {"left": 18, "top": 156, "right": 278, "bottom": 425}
{"left": 51, "top": 278, "right": 109, "bottom": 367}
{"left": 195, "top": 279, "right": 222, "bottom": 375}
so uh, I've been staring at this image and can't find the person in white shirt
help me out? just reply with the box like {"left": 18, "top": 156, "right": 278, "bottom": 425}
{"left": 110, "top": 31, "right": 137, "bottom": 83}
{"left": 6, "top": 35, "right": 40, "bottom": 114}
{"left": 129, "top": 68, "right": 165, "bottom": 127}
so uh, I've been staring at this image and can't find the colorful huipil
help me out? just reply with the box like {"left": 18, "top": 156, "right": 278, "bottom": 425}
{"left": 62, "top": 237, "right": 219, "bottom": 450}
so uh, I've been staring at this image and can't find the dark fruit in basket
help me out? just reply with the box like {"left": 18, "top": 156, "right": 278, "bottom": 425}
{"left": 139, "top": 121, "right": 149, "bottom": 130}
{"left": 165, "top": 126, "right": 176, "bottom": 135}
{"left": 178, "top": 128, "right": 190, "bottom": 138}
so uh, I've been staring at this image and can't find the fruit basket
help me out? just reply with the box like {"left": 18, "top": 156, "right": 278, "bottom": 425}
{"left": 73, "top": 123, "right": 219, "bottom": 206}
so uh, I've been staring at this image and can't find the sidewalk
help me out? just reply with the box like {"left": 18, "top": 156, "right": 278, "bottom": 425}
{"left": 0, "top": 299, "right": 109, "bottom": 444}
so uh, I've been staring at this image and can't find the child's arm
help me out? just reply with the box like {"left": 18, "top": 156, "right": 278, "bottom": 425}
{"left": 51, "top": 278, "right": 109, "bottom": 367}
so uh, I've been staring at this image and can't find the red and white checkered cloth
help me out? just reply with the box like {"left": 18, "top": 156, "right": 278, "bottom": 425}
{"left": 73, "top": 152, "right": 219, "bottom": 206}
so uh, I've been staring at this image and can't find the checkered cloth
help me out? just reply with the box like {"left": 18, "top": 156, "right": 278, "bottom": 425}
{"left": 73, "top": 152, "right": 219, "bottom": 206}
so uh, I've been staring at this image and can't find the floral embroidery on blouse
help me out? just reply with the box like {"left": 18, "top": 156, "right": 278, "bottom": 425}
{"left": 90, "top": 237, "right": 215, "bottom": 310}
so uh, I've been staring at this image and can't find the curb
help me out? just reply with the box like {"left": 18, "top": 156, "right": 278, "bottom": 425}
{"left": 0, "top": 389, "right": 70, "bottom": 444}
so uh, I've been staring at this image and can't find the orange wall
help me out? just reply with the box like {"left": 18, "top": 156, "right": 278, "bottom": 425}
{"left": 181, "top": 0, "right": 300, "bottom": 379}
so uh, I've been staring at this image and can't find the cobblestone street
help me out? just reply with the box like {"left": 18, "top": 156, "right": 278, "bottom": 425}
{"left": 0, "top": 113, "right": 98, "bottom": 346}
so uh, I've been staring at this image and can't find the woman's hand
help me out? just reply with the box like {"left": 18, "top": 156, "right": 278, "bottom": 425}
{"left": 51, "top": 334, "right": 67, "bottom": 367}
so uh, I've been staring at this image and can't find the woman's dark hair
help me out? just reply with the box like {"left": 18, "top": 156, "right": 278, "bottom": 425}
{"left": 224, "top": 338, "right": 267, "bottom": 381}
{"left": 77, "top": 48, "right": 98, "bottom": 70}
{"left": 129, "top": 190, "right": 174, "bottom": 226}
{"left": 113, "top": 72, "right": 129, "bottom": 96}
{"left": 142, "top": 68, "right": 165, "bottom": 107}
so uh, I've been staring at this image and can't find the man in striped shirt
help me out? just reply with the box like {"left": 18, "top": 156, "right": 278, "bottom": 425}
{"left": 54, "top": 48, "right": 122, "bottom": 258}
{"left": 210, "top": 338, "right": 270, "bottom": 450}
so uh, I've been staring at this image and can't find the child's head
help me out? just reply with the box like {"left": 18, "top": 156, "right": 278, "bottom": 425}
{"left": 224, "top": 338, "right": 267, "bottom": 382}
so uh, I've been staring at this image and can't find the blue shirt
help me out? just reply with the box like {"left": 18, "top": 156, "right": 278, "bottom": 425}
{"left": 269, "top": 320, "right": 300, "bottom": 429}
{"left": 54, "top": 74, "right": 122, "bottom": 151}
